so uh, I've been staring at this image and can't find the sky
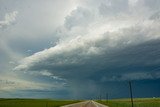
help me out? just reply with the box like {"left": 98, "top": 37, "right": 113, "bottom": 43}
{"left": 0, "top": 0, "right": 160, "bottom": 99}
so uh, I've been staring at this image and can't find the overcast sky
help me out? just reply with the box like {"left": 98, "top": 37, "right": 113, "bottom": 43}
{"left": 0, "top": 0, "right": 160, "bottom": 99}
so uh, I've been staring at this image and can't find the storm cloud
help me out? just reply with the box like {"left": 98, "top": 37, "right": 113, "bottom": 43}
{"left": 1, "top": 0, "right": 160, "bottom": 98}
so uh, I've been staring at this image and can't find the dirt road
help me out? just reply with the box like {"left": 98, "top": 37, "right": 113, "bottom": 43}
{"left": 61, "top": 100, "right": 108, "bottom": 107}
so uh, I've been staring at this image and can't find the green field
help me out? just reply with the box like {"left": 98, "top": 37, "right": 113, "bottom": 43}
{"left": 97, "top": 98, "right": 160, "bottom": 107}
{"left": 0, "top": 99, "right": 81, "bottom": 107}
{"left": 0, "top": 98, "right": 160, "bottom": 107}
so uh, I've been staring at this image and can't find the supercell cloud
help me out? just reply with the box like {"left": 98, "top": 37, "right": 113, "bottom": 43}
{"left": 0, "top": 0, "right": 160, "bottom": 99}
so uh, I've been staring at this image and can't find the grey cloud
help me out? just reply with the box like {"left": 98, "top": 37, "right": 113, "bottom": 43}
{"left": 101, "top": 72, "right": 160, "bottom": 82}
{"left": 0, "top": 11, "right": 18, "bottom": 28}
{"left": 2, "top": 0, "right": 160, "bottom": 98}
{"left": 99, "top": 0, "right": 129, "bottom": 16}
{"left": 13, "top": 1, "right": 160, "bottom": 98}
{"left": 16, "top": 17, "right": 160, "bottom": 71}
{"left": 64, "top": 7, "right": 94, "bottom": 30}
{"left": 0, "top": 38, "right": 21, "bottom": 72}
{"left": 149, "top": 11, "right": 160, "bottom": 20}
{"left": 144, "top": 0, "right": 160, "bottom": 10}
{"left": 14, "top": 26, "right": 160, "bottom": 81}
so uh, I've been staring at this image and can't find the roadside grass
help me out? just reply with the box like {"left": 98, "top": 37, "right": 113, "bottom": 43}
{"left": 96, "top": 98, "right": 160, "bottom": 107}
{"left": 0, "top": 99, "right": 81, "bottom": 107}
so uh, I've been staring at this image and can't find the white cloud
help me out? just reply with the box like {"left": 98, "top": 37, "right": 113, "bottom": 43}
{"left": 38, "top": 70, "right": 66, "bottom": 81}
{"left": 14, "top": 20, "right": 160, "bottom": 72}
{"left": 0, "top": 70, "right": 67, "bottom": 92}
{"left": 0, "top": 75, "right": 49, "bottom": 91}
{"left": 0, "top": 11, "right": 18, "bottom": 28}
{"left": 40, "top": 70, "right": 53, "bottom": 76}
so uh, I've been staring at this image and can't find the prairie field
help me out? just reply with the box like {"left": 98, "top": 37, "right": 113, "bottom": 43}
{"left": 0, "top": 99, "right": 81, "bottom": 107}
{"left": 0, "top": 98, "right": 159, "bottom": 107}
{"left": 97, "top": 98, "right": 160, "bottom": 107}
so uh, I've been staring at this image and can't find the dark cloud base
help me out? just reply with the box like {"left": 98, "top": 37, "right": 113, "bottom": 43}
{"left": 43, "top": 39, "right": 160, "bottom": 99}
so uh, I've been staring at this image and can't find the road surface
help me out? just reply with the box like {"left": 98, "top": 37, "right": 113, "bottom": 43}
{"left": 61, "top": 100, "right": 109, "bottom": 107}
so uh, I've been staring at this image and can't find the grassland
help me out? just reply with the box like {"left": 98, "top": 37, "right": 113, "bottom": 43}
{"left": 0, "top": 99, "right": 81, "bottom": 107}
{"left": 97, "top": 98, "right": 160, "bottom": 107}
{"left": 0, "top": 98, "right": 159, "bottom": 107}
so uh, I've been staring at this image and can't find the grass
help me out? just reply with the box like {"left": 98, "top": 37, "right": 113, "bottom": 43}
{"left": 0, "top": 99, "right": 81, "bottom": 107}
{"left": 96, "top": 98, "right": 160, "bottom": 107}
{"left": 0, "top": 98, "right": 159, "bottom": 107}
